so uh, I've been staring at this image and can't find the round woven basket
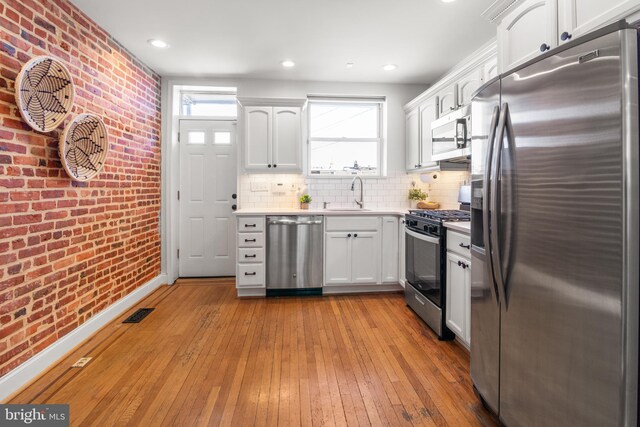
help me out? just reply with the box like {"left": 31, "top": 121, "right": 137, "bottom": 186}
{"left": 15, "top": 56, "right": 75, "bottom": 133}
{"left": 59, "top": 114, "right": 109, "bottom": 181}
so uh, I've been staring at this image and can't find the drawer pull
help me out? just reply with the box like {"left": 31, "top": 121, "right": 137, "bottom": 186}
{"left": 244, "top": 238, "right": 257, "bottom": 242}
{"left": 244, "top": 272, "right": 256, "bottom": 276}
{"left": 244, "top": 254, "right": 257, "bottom": 258}
{"left": 414, "top": 294, "right": 426, "bottom": 305}
{"left": 458, "top": 260, "right": 469, "bottom": 269}
{"left": 244, "top": 224, "right": 256, "bottom": 228}
{"left": 459, "top": 243, "right": 470, "bottom": 249}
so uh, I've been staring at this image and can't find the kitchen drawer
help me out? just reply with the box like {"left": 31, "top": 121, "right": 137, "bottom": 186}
{"left": 238, "top": 247, "right": 264, "bottom": 263}
{"left": 237, "top": 263, "right": 265, "bottom": 287}
{"left": 238, "top": 216, "right": 265, "bottom": 232}
{"left": 447, "top": 230, "right": 470, "bottom": 259}
{"left": 238, "top": 232, "right": 264, "bottom": 248}
{"left": 405, "top": 283, "right": 441, "bottom": 332}
{"left": 325, "top": 216, "right": 379, "bottom": 232}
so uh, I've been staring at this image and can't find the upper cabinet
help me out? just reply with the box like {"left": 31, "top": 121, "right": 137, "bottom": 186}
{"left": 497, "top": 0, "right": 558, "bottom": 73}
{"left": 239, "top": 98, "right": 306, "bottom": 173}
{"left": 404, "top": 40, "right": 497, "bottom": 173}
{"left": 457, "top": 67, "right": 485, "bottom": 108}
{"left": 488, "top": 0, "right": 640, "bottom": 73}
{"left": 559, "top": 0, "right": 640, "bottom": 41}
{"left": 437, "top": 83, "right": 458, "bottom": 116}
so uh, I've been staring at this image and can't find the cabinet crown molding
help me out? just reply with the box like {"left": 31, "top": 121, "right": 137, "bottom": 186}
{"left": 482, "top": 0, "right": 527, "bottom": 23}
{"left": 237, "top": 97, "right": 307, "bottom": 108}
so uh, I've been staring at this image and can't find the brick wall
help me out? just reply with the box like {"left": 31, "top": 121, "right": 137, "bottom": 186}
{"left": 0, "top": 0, "right": 162, "bottom": 377}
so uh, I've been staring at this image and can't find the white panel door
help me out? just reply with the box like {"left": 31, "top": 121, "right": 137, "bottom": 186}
{"left": 457, "top": 67, "right": 484, "bottom": 107}
{"left": 272, "top": 107, "right": 301, "bottom": 171}
{"left": 483, "top": 56, "right": 499, "bottom": 81}
{"left": 350, "top": 231, "right": 379, "bottom": 284}
{"left": 324, "top": 232, "right": 351, "bottom": 285}
{"left": 559, "top": 0, "right": 640, "bottom": 41}
{"left": 437, "top": 83, "right": 458, "bottom": 116}
{"left": 498, "top": 0, "right": 558, "bottom": 72}
{"left": 179, "top": 120, "right": 237, "bottom": 277}
{"left": 244, "top": 106, "right": 271, "bottom": 169}
{"left": 380, "top": 217, "right": 399, "bottom": 283}
{"left": 419, "top": 97, "right": 438, "bottom": 168}
{"left": 405, "top": 108, "right": 420, "bottom": 171}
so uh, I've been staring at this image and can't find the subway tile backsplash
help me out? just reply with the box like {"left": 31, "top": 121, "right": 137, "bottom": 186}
{"left": 239, "top": 170, "right": 470, "bottom": 210}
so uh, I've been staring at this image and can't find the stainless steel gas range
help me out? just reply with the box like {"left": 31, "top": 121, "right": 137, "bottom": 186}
{"left": 404, "top": 209, "right": 470, "bottom": 340}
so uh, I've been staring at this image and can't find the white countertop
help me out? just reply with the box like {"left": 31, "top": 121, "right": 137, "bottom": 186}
{"left": 234, "top": 207, "right": 409, "bottom": 216}
{"left": 444, "top": 221, "right": 471, "bottom": 234}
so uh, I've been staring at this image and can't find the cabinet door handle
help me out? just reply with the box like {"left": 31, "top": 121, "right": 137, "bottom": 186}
{"left": 540, "top": 43, "right": 550, "bottom": 52}
{"left": 560, "top": 31, "right": 572, "bottom": 41}
{"left": 347, "top": 233, "right": 352, "bottom": 237}
{"left": 244, "top": 254, "right": 257, "bottom": 258}
{"left": 244, "top": 224, "right": 256, "bottom": 228}
{"left": 353, "top": 233, "right": 358, "bottom": 238}
{"left": 458, "top": 260, "right": 469, "bottom": 269}
{"left": 459, "top": 243, "right": 470, "bottom": 249}
{"left": 273, "top": 164, "right": 277, "bottom": 168}
{"left": 268, "top": 164, "right": 272, "bottom": 168}
{"left": 244, "top": 272, "right": 256, "bottom": 276}
{"left": 244, "top": 238, "right": 257, "bottom": 242}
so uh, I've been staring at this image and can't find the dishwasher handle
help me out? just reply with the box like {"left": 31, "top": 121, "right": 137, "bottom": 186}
{"left": 268, "top": 219, "right": 322, "bottom": 226}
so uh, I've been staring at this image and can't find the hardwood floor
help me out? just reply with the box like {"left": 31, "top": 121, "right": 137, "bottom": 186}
{"left": 9, "top": 279, "right": 497, "bottom": 426}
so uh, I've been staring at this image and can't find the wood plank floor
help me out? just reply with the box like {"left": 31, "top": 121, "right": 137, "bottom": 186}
{"left": 9, "top": 279, "right": 497, "bottom": 426}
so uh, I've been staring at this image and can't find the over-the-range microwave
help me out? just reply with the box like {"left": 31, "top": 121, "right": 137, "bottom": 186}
{"left": 431, "top": 104, "right": 471, "bottom": 162}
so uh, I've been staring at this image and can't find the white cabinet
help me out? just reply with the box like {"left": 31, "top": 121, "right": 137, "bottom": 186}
{"left": 272, "top": 107, "right": 301, "bottom": 170}
{"left": 236, "top": 216, "right": 266, "bottom": 289}
{"left": 446, "top": 252, "right": 471, "bottom": 344}
{"left": 559, "top": 0, "right": 640, "bottom": 41}
{"left": 381, "top": 217, "right": 399, "bottom": 283}
{"left": 324, "top": 216, "right": 401, "bottom": 287}
{"left": 437, "top": 83, "right": 458, "bottom": 116}
{"left": 245, "top": 107, "right": 271, "bottom": 169}
{"left": 419, "top": 98, "right": 439, "bottom": 169}
{"left": 457, "top": 67, "right": 484, "bottom": 108}
{"left": 494, "top": 0, "right": 640, "bottom": 73}
{"left": 406, "top": 96, "right": 439, "bottom": 172}
{"left": 405, "top": 108, "right": 421, "bottom": 171}
{"left": 445, "top": 230, "right": 471, "bottom": 347}
{"left": 483, "top": 56, "right": 499, "bottom": 82}
{"left": 241, "top": 100, "right": 304, "bottom": 172}
{"left": 351, "top": 232, "right": 380, "bottom": 283}
{"left": 497, "top": 0, "right": 558, "bottom": 72}
{"left": 325, "top": 233, "right": 352, "bottom": 285}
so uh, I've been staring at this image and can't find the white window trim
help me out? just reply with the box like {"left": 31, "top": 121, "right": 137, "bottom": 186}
{"left": 306, "top": 97, "right": 386, "bottom": 178}
{"left": 179, "top": 90, "right": 238, "bottom": 119}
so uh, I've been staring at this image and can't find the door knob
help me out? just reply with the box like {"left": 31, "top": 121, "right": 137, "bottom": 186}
{"left": 540, "top": 43, "right": 550, "bottom": 52}
{"left": 560, "top": 31, "right": 572, "bottom": 41}
{"left": 232, "top": 204, "right": 237, "bottom": 211}
{"left": 232, "top": 193, "right": 237, "bottom": 199}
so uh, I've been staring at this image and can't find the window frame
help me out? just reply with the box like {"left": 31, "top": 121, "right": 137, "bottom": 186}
{"left": 306, "top": 96, "right": 386, "bottom": 178}
{"left": 179, "top": 90, "right": 238, "bottom": 119}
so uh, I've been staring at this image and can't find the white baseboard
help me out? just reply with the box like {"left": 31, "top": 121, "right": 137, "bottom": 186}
{"left": 0, "top": 274, "right": 167, "bottom": 402}
{"left": 236, "top": 287, "right": 266, "bottom": 297}
{"left": 322, "top": 283, "right": 403, "bottom": 295}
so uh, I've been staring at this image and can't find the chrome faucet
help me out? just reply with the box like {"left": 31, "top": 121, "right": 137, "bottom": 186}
{"left": 350, "top": 176, "right": 364, "bottom": 208}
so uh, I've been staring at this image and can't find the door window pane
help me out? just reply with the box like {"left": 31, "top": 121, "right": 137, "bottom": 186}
{"left": 188, "top": 131, "right": 205, "bottom": 144}
{"left": 181, "top": 93, "right": 237, "bottom": 117}
{"left": 214, "top": 131, "right": 231, "bottom": 145}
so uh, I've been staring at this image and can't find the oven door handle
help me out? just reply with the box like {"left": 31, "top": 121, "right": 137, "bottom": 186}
{"left": 405, "top": 228, "right": 440, "bottom": 245}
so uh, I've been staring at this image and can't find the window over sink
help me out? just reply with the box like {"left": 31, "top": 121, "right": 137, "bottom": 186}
{"left": 307, "top": 96, "right": 385, "bottom": 177}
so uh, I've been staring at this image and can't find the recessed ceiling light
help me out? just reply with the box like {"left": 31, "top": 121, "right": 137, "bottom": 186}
{"left": 281, "top": 60, "right": 296, "bottom": 68}
{"left": 442, "top": 0, "right": 456, "bottom": 3}
{"left": 148, "top": 39, "right": 169, "bottom": 49}
{"left": 383, "top": 64, "right": 398, "bottom": 71}
{"left": 346, "top": 62, "right": 354, "bottom": 69}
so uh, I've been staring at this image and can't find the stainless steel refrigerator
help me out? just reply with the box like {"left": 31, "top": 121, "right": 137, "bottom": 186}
{"left": 470, "top": 21, "right": 639, "bottom": 426}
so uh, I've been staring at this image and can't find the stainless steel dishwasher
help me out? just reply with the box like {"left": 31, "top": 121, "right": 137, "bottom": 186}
{"left": 266, "top": 216, "right": 323, "bottom": 296}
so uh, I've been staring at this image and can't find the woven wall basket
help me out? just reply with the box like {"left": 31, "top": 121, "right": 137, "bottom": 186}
{"left": 15, "top": 56, "right": 75, "bottom": 133}
{"left": 59, "top": 114, "right": 109, "bottom": 181}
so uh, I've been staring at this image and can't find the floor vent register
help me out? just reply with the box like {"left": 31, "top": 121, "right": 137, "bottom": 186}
{"left": 123, "top": 308, "right": 155, "bottom": 323}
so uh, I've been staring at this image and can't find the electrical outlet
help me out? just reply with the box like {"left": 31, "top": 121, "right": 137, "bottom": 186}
{"left": 250, "top": 182, "right": 269, "bottom": 192}
{"left": 72, "top": 357, "right": 92, "bottom": 368}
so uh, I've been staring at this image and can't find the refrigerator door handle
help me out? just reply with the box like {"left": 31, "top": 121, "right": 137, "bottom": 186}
{"left": 490, "top": 104, "right": 508, "bottom": 308}
{"left": 483, "top": 105, "right": 501, "bottom": 306}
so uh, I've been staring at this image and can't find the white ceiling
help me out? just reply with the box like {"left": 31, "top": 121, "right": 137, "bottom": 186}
{"left": 70, "top": 0, "right": 496, "bottom": 84}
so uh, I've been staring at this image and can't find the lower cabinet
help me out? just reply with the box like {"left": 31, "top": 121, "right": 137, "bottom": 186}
{"left": 446, "top": 231, "right": 471, "bottom": 347}
{"left": 324, "top": 216, "right": 399, "bottom": 287}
